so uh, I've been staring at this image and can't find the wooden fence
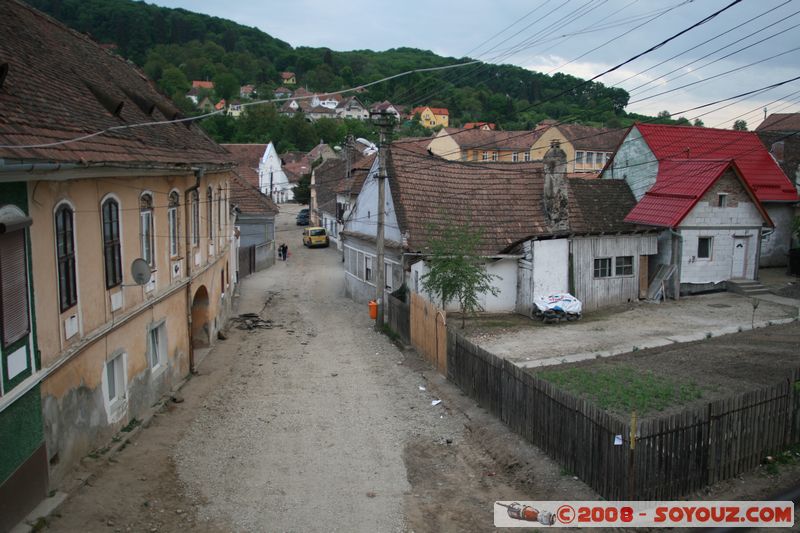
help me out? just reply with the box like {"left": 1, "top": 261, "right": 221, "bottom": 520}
{"left": 386, "top": 294, "right": 411, "bottom": 345}
{"left": 447, "top": 330, "right": 800, "bottom": 500}
{"left": 410, "top": 293, "right": 447, "bottom": 375}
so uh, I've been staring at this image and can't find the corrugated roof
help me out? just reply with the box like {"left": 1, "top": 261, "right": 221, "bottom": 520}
{"left": 0, "top": 1, "right": 234, "bottom": 169}
{"left": 635, "top": 123, "right": 797, "bottom": 202}
{"left": 624, "top": 159, "right": 772, "bottom": 228}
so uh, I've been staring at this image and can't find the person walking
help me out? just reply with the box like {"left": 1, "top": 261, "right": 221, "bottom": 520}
{"left": 278, "top": 243, "right": 285, "bottom": 261}
{"left": 283, "top": 243, "right": 289, "bottom": 261}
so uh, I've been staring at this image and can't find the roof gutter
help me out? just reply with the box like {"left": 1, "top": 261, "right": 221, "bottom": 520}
{"left": 0, "top": 159, "right": 234, "bottom": 182}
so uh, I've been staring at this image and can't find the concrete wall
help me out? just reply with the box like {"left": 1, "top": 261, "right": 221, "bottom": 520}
{"left": 427, "top": 130, "right": 462, "bottom": 160}
{"left": 345, "top": 157, "right": 403, "bottom": 244}
{"left": 678, "top": 172, "right": 764, "bottom": 285}
{"left": 410, "top": 257, "right": 518, "bottom": 313}
{"left": 516, "top": 239, "right": 570, "bottom": 314}
{"left": 760, "top": 204, "right": 795, "bottom": 267}
{"left": 24, "top": 169, "right": 233, "bottom": 486}
{"left": 238, "top": 217, "right": 274, "bottom": 248}
{"left": 602, "top": 126, "right": 659, "bottom": 201}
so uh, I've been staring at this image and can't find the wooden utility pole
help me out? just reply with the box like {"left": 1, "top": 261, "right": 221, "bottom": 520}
{"left": 371, "top": 111, "right": 394, "bottom": 330}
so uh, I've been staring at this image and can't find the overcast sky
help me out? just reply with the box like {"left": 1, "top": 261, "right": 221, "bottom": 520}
{"left": 151, "top": 0, "right": 800, "bottom": 129}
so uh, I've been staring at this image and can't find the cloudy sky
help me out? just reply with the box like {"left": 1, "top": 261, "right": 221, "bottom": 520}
{"left": 151, "top": 0, "right": 800, "bottom": 129}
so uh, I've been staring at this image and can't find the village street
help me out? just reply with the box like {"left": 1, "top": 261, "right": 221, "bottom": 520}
{"left": 42, "top": 204, "right": 594, "bottom": 533}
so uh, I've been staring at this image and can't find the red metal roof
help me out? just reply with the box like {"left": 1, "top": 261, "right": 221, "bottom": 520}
{"left": 624, "top": 159, "right": 772, "bottom": 228}
{"left": 635, "top": 123, "right": 797, "bottom": 202}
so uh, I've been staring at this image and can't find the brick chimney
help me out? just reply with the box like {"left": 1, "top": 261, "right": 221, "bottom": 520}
{"left": 543, "top": 139, "right": 569, "bottom": 232}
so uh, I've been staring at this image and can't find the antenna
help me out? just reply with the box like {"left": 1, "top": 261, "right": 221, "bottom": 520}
{"left": 130, "top": 258, "right": 151, "bottom": 286}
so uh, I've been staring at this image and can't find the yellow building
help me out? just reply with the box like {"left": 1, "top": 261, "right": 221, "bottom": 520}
{"left": 428, "top": 122, "right": 625, "bottom": 174}
{"left": 411, "top": 106, "right": 449, "bottom": 128}
{"left": 0, "top": 0, "right": 237, "bottom": 501}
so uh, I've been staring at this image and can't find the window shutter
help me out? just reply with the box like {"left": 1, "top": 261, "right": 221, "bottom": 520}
{"left": 0, "top": 230, "right": 30, "bottom": 347}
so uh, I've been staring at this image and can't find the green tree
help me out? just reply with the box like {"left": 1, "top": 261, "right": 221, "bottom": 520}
{"left": 213, "top": 72, "right": 239, "bottom": 101}
{"left": 733, "top": 119, "right": 748, "bottom": 131}
{"left": 292, "top": 173, "right": 311, "bottom": 205}
{"left": 421, "top": 222, "right": 500, "bottom": 328}
{"left": 158, "top": 66, "right": 189, "bottom": 97}
{"left": 693, "top": 118, "right": 705, "bottom": 127}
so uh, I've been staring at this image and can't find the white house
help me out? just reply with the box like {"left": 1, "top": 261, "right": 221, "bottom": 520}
{"left": 259, "top": 142, "right": 293, "bottom": 204}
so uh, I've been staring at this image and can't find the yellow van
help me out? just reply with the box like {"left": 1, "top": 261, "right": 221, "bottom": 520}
{"left": 302, "top": 227, "right": 329, "bottom": 248}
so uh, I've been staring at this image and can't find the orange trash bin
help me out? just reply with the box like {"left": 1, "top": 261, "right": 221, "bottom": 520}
{"left": 368, "top": 300, "right": 378, "bottom": 320}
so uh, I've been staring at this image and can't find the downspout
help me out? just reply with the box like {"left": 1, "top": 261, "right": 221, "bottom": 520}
{"left": 185, "top": 167, "right": 204, "bottom": 374}
{"left": 668, "top": 228, "right": 683, "bottom": 300}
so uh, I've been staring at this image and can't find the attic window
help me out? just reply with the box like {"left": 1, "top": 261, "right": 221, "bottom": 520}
{"left": 717, "top": 193, "right": 728, "bottom": 207}
{"left": 85, "top": 81, "right": 124, "bottom": 117}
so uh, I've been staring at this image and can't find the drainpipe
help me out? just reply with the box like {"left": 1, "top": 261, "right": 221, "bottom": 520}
{"left": 185, "top": 167, "right": 204, "bottom": 374}
{"left": 668, "top": 228, "right": 683, "bottom": 300}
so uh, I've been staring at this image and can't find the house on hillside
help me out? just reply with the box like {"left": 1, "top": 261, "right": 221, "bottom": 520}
{"left": 186, "top": 86, "right": 201, "bottom": 104}
{"left": 464, "top": 122, "right": 496, "bottom": 130}
{"left": 603, "top": 123, "right": 798, "bottom": 270}
{"left": 341, "top": 142, "right": 656, "bottom": 313}
{"left": 239, "top": 84, "right": 256, "bottom": 99}
{"left": 227, "top": 99, "right": 243, "bottom": 118}
{"left": 0, "top": 3, "right": 236, "bottom": 528}
{"left": 369, "top": 101, "right": 404, "bottom": 122}
{"left": 280, "top": 72, "right": 296, "bottom": 85}
{"left": 192, "top": 80, "right": 214, "bottom": 91}
{"left": 274, "top": 87, "right": 293, "bottom": 99}
{"left": 336, "top": 95, "right": 369, "bottom": 120}
{"left": 198, "top": 96, "right": 215, "bottom": 113}
{"left": 428, "top": 128, "right": 541, "bottom": 162}
{"left": 411, "top": 106, "right": 449, "bottom": 128}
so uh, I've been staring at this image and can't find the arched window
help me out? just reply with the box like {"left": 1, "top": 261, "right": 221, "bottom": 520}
{"left": 101, "top": 198, "right": 122, "bottom": 288}
{"left": 140, "top": 194, "right": 154, "bottom": 267}
{"left": 191, "top": 190, "right": 199, "bottom": 246}
{"left": 55, "top": 204, "right": 77, "bottom": 311}
{"left": 168, "top": 191, "right": 180, "bottom": 257}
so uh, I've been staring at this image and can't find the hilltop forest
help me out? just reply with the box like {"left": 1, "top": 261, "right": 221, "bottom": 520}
{"left": 28, "top": 0, "right": 693, "bottom": 152}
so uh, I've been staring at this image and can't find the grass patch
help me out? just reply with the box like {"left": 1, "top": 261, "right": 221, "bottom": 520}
{"left": 538, "top": 365, "right": 703, "bottom": 415}
{"left": 764, "top": 443, "right": 800, "bottom": 475}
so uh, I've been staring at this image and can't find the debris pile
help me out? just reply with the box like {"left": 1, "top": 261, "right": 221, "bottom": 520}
{"left": 232, "top": 313, "right": 273, "bottom": 330}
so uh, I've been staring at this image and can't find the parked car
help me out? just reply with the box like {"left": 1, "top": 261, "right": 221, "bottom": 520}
{"left": 296, "top": 211, "right": 309, "bottom": 225}
{"left": 302, "top": 227, "right": 329, "bottom": 248}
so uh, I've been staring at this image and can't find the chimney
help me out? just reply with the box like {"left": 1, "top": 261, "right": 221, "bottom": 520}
{"left": 543, "top": 139, "right": 569, "bottom": 232}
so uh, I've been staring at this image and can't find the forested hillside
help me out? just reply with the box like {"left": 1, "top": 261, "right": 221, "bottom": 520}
{"left": 27, "top": 0, "right": 689, "bottom": 151}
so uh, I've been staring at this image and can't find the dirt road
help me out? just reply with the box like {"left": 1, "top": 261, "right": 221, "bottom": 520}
{"left": 44, "top": 205, "right": 591, "bottom": 533}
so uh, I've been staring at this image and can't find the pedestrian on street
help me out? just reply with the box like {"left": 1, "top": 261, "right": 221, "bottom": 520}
{"left": 278, "top": 243, "right": 285, "bottom": 261}
{"left": 283, "top": 243, "right": 289, "bottom": 261}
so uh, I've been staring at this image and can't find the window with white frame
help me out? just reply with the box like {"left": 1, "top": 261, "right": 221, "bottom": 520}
{"left": 524, "top": 151, "right": 531, "bottom": 162}
{"left": 105, "top": 352, "right": 126, "bottom": 406}
{"left": 140, "top": 194, "right": 155, "bottom": 268}
{"left": 593, "top": 257, "right": 612, "bottom": 278}
{"left": 191, "top": 190, "right": 199, "bottom": 246}
{"left": 0, "top": 228, "right": 30, "bottom": 349}
{"left": 385, "top": 263, "right": 393, "bottom": 291}
{"left": 481, "top": 151, "right": 488, "bottom": 161}
{"left": 168, "top": 191, "right": 179, "bottom": 257}
{"left": 147, "top": 321, "right": 167, "bottom": 369}
{"left": 55, "top": 204, "right": 77, "bottom": 311}
{"left": 697, "top": 237, "right": 712, "bottom": 259}
{"left": 365, "top": 255, "right": 373, "bottom": 282}
{"left": 575, "top": 151, "right": 585, "bottom": 169}
{"left": 491, "top": 151, "right": 498, "bottom": 161}
{"left": 102, "top": 198, "right": 123, "bottom": 289}
{"left": 615, "top": 256, "right": 634, "bottom": 276}
{"left": 512, "top": 152, "right": 519, "bottom": 162}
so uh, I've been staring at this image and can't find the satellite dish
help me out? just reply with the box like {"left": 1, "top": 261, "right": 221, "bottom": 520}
{"left": 130, "top": 258, "right": 151, "bottom": 285}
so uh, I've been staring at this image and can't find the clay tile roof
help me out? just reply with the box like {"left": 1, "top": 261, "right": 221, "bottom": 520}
{"left": 464, "top": 122, "right": 496, "bottom": 130}
{"left": 281, "top": 72, "right": 295, "bottom": 79}
{"left": 337, "top": 153, "right": 377, "bottom": 194}
{"left": 567, "top": 178, "right": 639, "bottom": 233}
{"left": 386, "top": 148, "right": 546, "bottom": 255}
{"left": 556, "top": 124, "right": 626, "bottom": 152}
{"left": 624, "top": 159, "right": 771, "bottom": 228}
{"left": 756, "top": 113, "right": 800, "bottom": 132}
{"left": 221, "top": 144, "right": 266, "bottom": 189}
{"left": 230, "top": 172, "right": 278, "bottom": 216}
{"left": 0, "top": 1, "right": 234, "bottom": 169}
{"left": 429, "top": 107, "right": 449, "bottom": 116}
{"left": 635, "top": 123, "right": 797, "bottom": 202}
{"left": 192, "top": 80, "right": 214, "bottom": 90}
{"left": 441, "top": 129, "right": 542, "bottom": 151}
{"left": 314, "top": 158, "right": 346, "bottom": 211}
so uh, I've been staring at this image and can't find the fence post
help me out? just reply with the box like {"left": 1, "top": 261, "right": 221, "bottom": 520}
{"left": 628, "top": 410, "right": 637, "bottom": 500}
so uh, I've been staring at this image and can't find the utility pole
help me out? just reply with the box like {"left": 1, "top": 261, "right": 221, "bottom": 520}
{"left": 371, "top": 111, "right": 394, "bottom": 331}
